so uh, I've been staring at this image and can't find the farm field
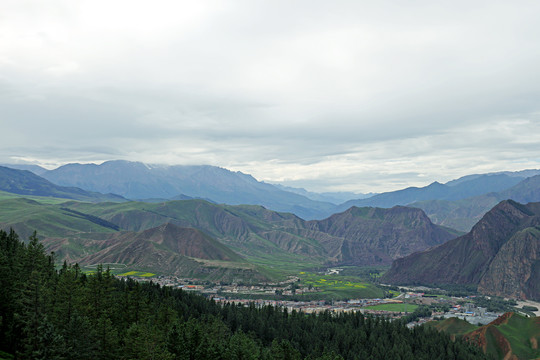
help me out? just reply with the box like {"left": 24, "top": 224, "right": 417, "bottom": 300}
{"left": 364, "top": 303, "right": 419, "bottom": 312}
{"left": 297, "top": 272, "right": 385, "bottom": 300}
{"left": 82, "top": 263, "right": 156, "bottom": 278}
{"left": 117, "top": 271, "right": 156, "bottom": 277}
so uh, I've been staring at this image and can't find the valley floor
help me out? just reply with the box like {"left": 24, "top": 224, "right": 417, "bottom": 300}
{"left": 128, "top": 273, "right": 513, "bottom": 326}
{"left": 515, "top": 300, "right": 540, "bottom": 316}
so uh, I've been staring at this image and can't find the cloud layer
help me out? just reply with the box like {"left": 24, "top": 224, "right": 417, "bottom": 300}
{"left": 2, "top": 0, "right": 540, "bottom": 192}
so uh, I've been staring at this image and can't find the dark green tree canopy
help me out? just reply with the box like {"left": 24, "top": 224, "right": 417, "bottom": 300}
{"left": 0, "top": 229, "right": 489, "bottom": 360}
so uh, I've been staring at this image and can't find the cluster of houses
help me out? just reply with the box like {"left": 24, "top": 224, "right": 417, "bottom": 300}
{"left": 127, "top": 274, "right": 502, "bottom": 325}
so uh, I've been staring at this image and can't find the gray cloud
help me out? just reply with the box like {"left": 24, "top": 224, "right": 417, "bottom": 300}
{"left": 1, "top": 0, "right": 540, "bottom": 192}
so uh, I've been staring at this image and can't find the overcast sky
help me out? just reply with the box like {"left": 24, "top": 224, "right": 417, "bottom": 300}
{"left": 2, "top": 1, "right": 540, "bottom": 193}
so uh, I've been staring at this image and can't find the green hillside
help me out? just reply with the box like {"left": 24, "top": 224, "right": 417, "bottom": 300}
{"left": 0, "top": 228, "right": 490, "bottom": 360}
{"left": 432, "top": 313, "right": 540, "bottom": 360}
{"left": 0, "top": 198, "right": 325, "bottom": 280}
{"left": 0, "top": 198, "right": 119, "bottom": 240}
{"left": 0, "top": 195, "right": 458, "bottom": 283}
{"left": 0, "top": 190, "right": 70, "bottom": 204}
{"left": 61, "top": 199, "right": 330, "bottom": 272}
{"left": 75, "top": 223, "right": 269, "bottom": 283}
{"left": 426, "top": 317, "right": 479, "bottom": 336}
{"left": 477, "top": 313, "right": 540, "bottom": 360}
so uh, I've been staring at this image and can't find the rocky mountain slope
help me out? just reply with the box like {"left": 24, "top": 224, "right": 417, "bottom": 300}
{"left": 63, "top": 223, "right": 265, "bottom": 281}
{"left": 304, "top": 206, "right": 459, "bottom": 265}
{"left": 382, "top": 200, "right": 540, "bottom": 301}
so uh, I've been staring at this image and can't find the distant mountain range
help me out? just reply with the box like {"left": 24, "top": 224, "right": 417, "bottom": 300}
{"left": 412, "top": 174, "right": 540, "bottom": 231}
{"left": 0, "top": 163, "right": 49, "bottom": 175}
{"left": 335, "top": 170, "right": 540, "bottom": 232}
{"left": 272, "top": 183, "right": 373, "bottom": 205}
{"left": 3, "top": 161, "right": 540, "bottom": 287}
{"left": 337, "top": 172, "right": 538, "bottom": 210}
{"left": 5, "top": 161, "right": 540, "bottom": 227}
{"left": 382, "top": 200, "right": 540, "bottom": 301}
{"left": 34, "top": 160, "right": 340, "bottom": 220}
{"left": 0, "top": 166, "right": 126, "bottom": 202}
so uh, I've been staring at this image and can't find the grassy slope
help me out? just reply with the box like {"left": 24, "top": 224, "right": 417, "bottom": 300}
{"left": 427, "top": 317, "right": 478, "bottom": 336}
{"left": 0, "top": 198, "right": 272, "bottom": 281}
{"left": 433, "top": 313, "right": 540, "bottom": 360}
{"left": 0, "top": 190, "right": 71, "bottom": 204}
{"left": 0, "top": 198, "right": 118, "bottom": 239}
{"left": 0, "top": 197, "right": 328, "bottom": 281}
{"left": 61, "top": 200, "right": 330, "bottom": 274}
{"left": 490, "top": 314, "right": 540, "bottom": 360}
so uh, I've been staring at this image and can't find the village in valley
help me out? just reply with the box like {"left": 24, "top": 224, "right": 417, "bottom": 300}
{"left": 123, "top": 269, "right": 534, "bottom": 327}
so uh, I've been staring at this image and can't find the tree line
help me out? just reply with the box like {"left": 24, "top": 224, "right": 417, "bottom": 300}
{"left": 0, "top": 229, "right": 490, "bottom": 359}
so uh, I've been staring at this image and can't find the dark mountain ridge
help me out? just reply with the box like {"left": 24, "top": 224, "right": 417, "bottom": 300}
{"left": 382, "top": 200, "right": 540, "bottom": 301}
{"left": 304, "top": 206, "right": 459, "bottom": 265}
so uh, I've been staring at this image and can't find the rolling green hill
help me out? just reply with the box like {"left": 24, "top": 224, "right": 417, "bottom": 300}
{"left": 0, "top": 196, "right": 458, "bottom": 281}
{"left": 0, "top": 198, "right": 119, "bottom": 241}
{"left": 66, "top": 223, "right": 268, "bottom": 282}
{"left": 57, "top": 199, "right": 457, "bottom": 268}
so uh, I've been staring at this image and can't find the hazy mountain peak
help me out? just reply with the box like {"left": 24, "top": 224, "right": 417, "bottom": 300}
{"left": 39, "top": 160, "right": 337, "bottom": 219}
{"left": 0, "top": 165, "right": 126, "bottom": 202}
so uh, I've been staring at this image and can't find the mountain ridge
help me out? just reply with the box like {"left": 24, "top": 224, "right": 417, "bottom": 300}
{"left": 0, "top": 166, "right": 126, "bottom": 203}
{"left": 382, "top": 200, "right": 540, "bottom": 301}
{"left": 337, "top": 172, "right": 534, "bottom": 211}
{"left": 0, "top": 196, "right": 457, "bottom": 279}
{"left": 412, "top": 174, "right": 540, "bottom": 231}
{"left": 38, "top": 160, "right": 337, "bottom": 220}
{"left": 8, "top": 161, "right": 540, "bottom": 227}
